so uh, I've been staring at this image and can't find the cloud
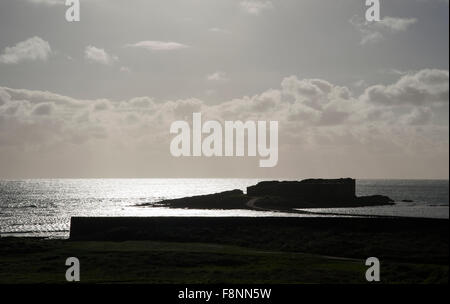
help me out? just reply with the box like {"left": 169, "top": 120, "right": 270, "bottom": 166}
{"left": 120, "top": 66, "right": 131, "bottom": 73}
{"left": 0, "top": 69, "right": 447, "bottom": 177}
{"left": 353, "top": 80, "right": 367, "bottom": 88}
{"left": 207, "top": 71, "right": 228, "bottom": 82}
{"left": 239, "top": 1, "right": 273, "bottom": 15}
{"left": 84, "top": 46, "right": 118, "bottom": 65}
{"left": 209, "top": 28, "right": 231, "bottom": 34}
{"left": 0, "top": 37, "right": 52, "bottom": 64}
{"left": 125, "top": 41, "right": 189, "bottom": 51}
{"left": 362, "top": 69, "right": 449, "bottom": 106}
{"left": 1, "top": 69, "right": 446, "bottom": 138}
{"left": 32, "top": 102, "right": 54, "bottom": 116}
{"left": 350, "top": 16, "right": 417, "bottom": 45}
{"left": 403, "top": 107, "right": 433, "bottom": 125}
{"left": 376, "top": 17, "right": 418, "bottom": 32}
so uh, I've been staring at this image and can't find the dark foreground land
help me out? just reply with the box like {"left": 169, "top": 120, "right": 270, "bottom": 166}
{"left": 0, "top": 217, "right": 448, "bottom": 284}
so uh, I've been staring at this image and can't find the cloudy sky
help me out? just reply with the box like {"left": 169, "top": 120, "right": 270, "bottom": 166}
{"left": 0, "top": 0, "right": 448, "bottom": 178}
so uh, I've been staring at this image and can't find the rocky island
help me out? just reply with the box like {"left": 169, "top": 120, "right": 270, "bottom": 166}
{"left": 137, "top": 178, "right": 394, "bottom": 212}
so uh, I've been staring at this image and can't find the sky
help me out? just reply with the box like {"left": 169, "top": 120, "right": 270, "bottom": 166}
{"left": 0, "top": 0, "right": 448, "bottom": 179}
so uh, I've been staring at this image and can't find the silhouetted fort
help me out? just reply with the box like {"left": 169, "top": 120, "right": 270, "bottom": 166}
{"left": 247, "top": 178, "right": 356, "bottom": 203}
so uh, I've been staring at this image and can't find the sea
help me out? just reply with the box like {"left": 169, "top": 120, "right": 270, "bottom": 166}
{"left": 0, "top": 179, "right": 448, "bottom": 238}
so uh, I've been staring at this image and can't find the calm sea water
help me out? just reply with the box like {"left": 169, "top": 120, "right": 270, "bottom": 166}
{"left": 0, "top": 179, "right": 448, "bottom": 238}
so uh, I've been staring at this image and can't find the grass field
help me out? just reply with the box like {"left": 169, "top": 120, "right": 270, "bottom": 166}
{"left": 0, "top": 236, "right": 447, "bottom": 284}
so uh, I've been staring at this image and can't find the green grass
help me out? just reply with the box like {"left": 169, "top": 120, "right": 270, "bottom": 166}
{"left": 0, "top": 238, "right": 447, "bottom": 284}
